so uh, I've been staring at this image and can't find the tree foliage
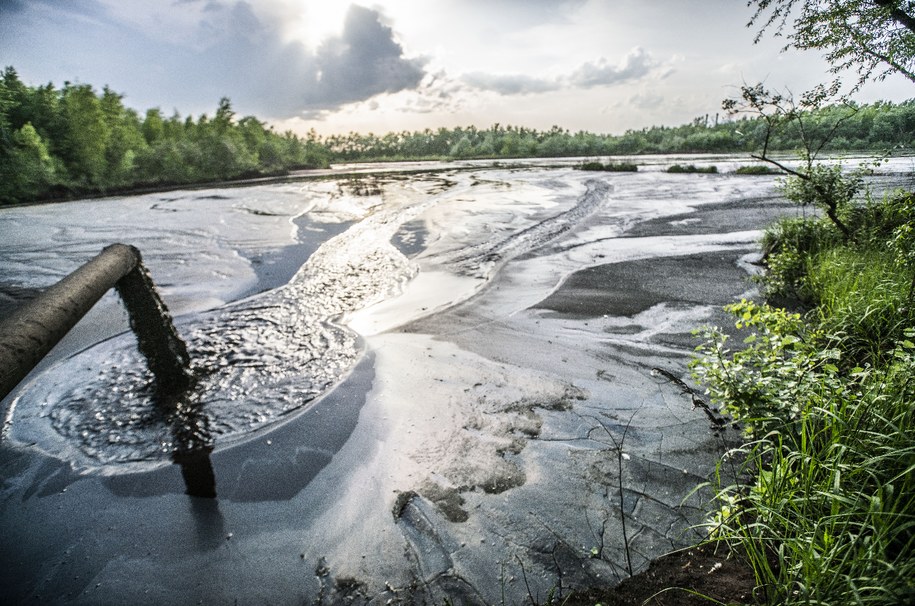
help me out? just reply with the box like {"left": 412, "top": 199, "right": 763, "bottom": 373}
{"left": 2, "top": 63, "right": 913, "bottom": 205}
{"left": 319, "top": 102, "right": 915, "bottom": 163}
{"left": 0, "top": 68, "right": 328, "bottom": 205}
{"left": 749, "top": 0, "right": 915, "bottom": 87}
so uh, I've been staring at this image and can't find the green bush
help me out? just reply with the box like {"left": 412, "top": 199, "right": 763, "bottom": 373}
{"left": 693, "top": 183, "right": 915, "bottom": 604}
{"left": 667, "top": 164, "right": 718, "bottom": 173}
{"left": 693, "top": 304, "right": 915, "bottom": 605}
{"left": 806, "top": 248, "right": 913, "bottom": 366}
{"left": 735, "top": 164, "right": 780, "bottom": 175}
{"left": 692, "top": 299, "right": 834, "bottom": 436}
{"left": 578, "top": 161, "right": 638, "bottom": 172}
{"left": 760, "top": 217, "right": 842, "bottom": 304}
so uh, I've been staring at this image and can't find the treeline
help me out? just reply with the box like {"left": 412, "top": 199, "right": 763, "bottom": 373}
{"left": 2, "top": 64, "right": 914, "bottom": 205}
{"left": 0, "top": 67, "right": 329, "bottom": 204}
{"left": 322, "top": 101, "right": 915, "bottom": 161}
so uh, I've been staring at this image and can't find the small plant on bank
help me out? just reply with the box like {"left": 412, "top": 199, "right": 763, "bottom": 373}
{"left": 759, "top": 216, "right": 842, "bottom": 305}
{"left": 735, "top": 165, "right": 780, "bottom": 175}
{"left": 886, "top": 192, "right": 915, "bottom": 301}
{"left": 579, "top": 161, "right": 638, "bottom": 172}
{"left": 694, "top": 316, "right": 915, "bottom": 605}
{"left": 667, "top": 164, "right": 718, "bottom": 174}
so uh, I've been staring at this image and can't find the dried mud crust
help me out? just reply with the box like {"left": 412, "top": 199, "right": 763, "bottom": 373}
{"left": 565, "top": 543, "right": 759, "bottom": 606}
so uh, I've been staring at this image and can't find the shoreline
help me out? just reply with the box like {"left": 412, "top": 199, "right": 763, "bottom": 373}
{"left": 5, "top": 151, "right": 910, "bottom": 211}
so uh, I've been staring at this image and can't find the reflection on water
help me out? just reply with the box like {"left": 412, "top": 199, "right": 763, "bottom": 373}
{"left": 162, "top": 388, "right": 217, "bottom": 498}
{"left": 189, "top": 492, "right": 227, "bottom": 550}
{"left": 175, "top": 449, "right": 216, "bottom": 498}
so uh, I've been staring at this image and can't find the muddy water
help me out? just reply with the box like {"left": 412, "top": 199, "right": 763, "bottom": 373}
{"left": 0, "top": 157, "right": 910, "bottom": 604}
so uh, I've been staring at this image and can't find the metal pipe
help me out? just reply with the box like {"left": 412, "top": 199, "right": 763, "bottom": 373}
{"left": 0, "top": 243, "right": 191, "bottom": 401}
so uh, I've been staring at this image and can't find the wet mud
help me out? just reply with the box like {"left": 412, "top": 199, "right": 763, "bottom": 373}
{"left": 2, "top": 159, "right": 906, "bottom": 604}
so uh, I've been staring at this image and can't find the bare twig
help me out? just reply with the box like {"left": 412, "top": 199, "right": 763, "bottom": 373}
{"left": 651, "top": 367, "right": 730, "bottom": 431}
{"left": 592, "top": 410, "right": 639, "bottom": 577}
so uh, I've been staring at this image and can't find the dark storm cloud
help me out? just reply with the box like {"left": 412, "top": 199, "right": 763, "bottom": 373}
{"left": 194, "top": 3, "right": 426, "bottom": 117}
{"left": 462, "top": 47, "right": 661, "bottom": 96}
{"left": 0, "top": 0, "right": 26, "bottom": 15}
{"left": 306, "top": 5, "right": 427, "bottom": 107}
{"left": 173, "top": 3, "right": 424, "bottom": 117}
{"left": 0, "top": 0, "right": 104, "bottom": 18}
{"left": 2, "top": 1, "right": 426, "bottom": 119}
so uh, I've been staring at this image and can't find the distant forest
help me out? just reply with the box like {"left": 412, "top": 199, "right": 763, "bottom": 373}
{"left": 0, "top": 67, "right": 329, "bottom": 205}
{"left": 2, "top": 65, "right": 914, "bottom": 205}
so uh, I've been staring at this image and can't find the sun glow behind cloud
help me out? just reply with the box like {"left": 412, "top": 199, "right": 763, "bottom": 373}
{"left": 1, "top": 0, "right": 911, "bottom": 137}
{"left": 278, "top": 1, "right": 350, "bottom": 49}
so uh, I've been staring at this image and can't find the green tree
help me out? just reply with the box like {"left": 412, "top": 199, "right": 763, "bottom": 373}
{"left": 58, "top": 83, "right": 110, "bottom": 188}
{"left": 100, "top": 86, "right": 146, "bottom": 186}
{"left": 0, "top": 123, "right": 56, "bottom": 202}
{"left": 750, "top": 0, "right": 915, "bottom": 86}
{"left": 142, "top": 108, "right": 165, "bottom": 144}
{"left": 726, "top": 2, "right": 915, "bottom": 239}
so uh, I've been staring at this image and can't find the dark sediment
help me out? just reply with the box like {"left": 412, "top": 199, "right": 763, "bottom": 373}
{"left": 533, "top": 250, "right": 757, "bottom": 318}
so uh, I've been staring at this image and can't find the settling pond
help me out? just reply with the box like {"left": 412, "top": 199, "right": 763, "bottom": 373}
{"left": 1, "top": 155, "right": 911, "bottom": 604}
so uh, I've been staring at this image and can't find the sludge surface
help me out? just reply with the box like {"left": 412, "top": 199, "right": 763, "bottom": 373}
{"left": 6, "top": 182, "right": 425, "bottom": 469}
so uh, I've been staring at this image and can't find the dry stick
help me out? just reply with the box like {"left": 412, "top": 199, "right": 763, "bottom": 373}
{"left": 651, "top": 367, "right": 748, "bottom": 505}
{"left": 651, "top": 367, "right": 728, "bottom": 429}
{"left": 549, "top": 543, "right": 564, "bottom": 601}
{"left": 593, "top": 410, "right": 639, "bottom": 578}
{"left": 516, "top": 555, "right": 537, "bottom": 606}
{"left": 500, "top": 561, "right": 506, "bottom": 606}
{"left": 616, "top": 440, "right": 633, "bottom": 577}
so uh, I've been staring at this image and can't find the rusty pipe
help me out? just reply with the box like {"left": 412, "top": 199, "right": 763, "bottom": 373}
{"left": 0, "top": 244, "right": 190, "bottom": 401}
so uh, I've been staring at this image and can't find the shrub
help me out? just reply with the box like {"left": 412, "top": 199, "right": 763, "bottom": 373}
{"left": 693, "top": 306, "right": 915, "bottom": 605}
{"left": 691, "top": 299, "right": 834, "bottom": 437}
{"left": 759, "top": 217, "right": 842, "bottom": 304}
{"left": 667, "top": 164, "right": 718, "bottom": 173}
{"left": 735, "top": 165, "right": 780, "bottom": 175}
{"left": 806, "top": 248, "right": 913, "bottom": 366}
{"left": 579, "top": 161, "right": 638, "bottom": 172}
{"left": 693, "top": 183, "right": 915, "bottom": 603}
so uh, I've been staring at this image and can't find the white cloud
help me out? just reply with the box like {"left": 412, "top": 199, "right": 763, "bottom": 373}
{"left": 569, "top": 47, "right": 659, "bottom": 88}
{"left": 460, "top": 47, "right": 667, "bottom": 96}
{"left": 461, "top": 73, "right": 560, "bottom": 95}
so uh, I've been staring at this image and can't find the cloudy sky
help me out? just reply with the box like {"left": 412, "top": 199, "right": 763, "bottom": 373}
{"left": 1, "top": 0, "right": 912, "bottom": 136}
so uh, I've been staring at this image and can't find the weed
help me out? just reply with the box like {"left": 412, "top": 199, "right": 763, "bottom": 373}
{"left": 692, "top": 305, "right": 915, "bottom": 603}
{"left": 667, "top": 164, "right": 718, "bottom": 174}
{"left": 735, "top": 165, "right": 780, "bottom": 175}
{"left": 579, "top": 161, "right": 638, "bottom": 172}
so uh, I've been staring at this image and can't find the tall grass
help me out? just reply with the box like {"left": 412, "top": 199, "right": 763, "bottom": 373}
{"left": 694, "top": 307, "right": 915, "bottom": 604}
{"left": 692, "top": 188, "right": 915, "bottom": 605}
{"left": 806, "top": 248, "right": 913, "bottom": 365}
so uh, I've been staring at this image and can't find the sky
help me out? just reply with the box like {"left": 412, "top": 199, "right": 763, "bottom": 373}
{"left": 1, "top": 0, "right": 912, "bottom": 137}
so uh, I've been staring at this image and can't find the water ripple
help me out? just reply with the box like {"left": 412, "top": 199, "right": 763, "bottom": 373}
{"left": 9, "top": 199, "right": 418, "bottom": 470}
